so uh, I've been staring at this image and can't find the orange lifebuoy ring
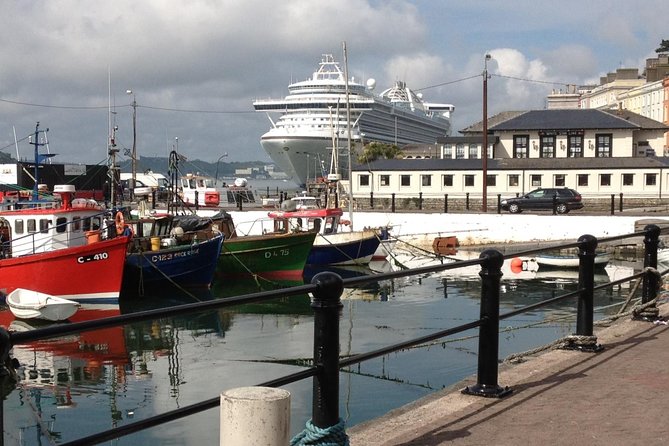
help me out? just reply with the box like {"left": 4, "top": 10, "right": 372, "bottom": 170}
{"left": 115, "top": 212, "right": 125, "bottom": 236}
{"left": 340, "top": 219, "right": 351, "bottom": 226}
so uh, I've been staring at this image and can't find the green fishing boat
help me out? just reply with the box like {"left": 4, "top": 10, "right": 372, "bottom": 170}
{"left": 202, "top": 211, "right": 315, "bottom": 280}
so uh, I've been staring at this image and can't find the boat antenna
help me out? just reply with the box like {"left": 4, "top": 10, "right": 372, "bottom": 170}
{"left": 13, "top": 126, "right": 19, "bottom": 160}
{"left": 343, "top": 41, "right": 353, "bottom": 228}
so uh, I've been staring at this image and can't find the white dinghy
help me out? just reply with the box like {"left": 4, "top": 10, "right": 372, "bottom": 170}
{"left": 6, "top": 288, "right": 80, "bottom": 321}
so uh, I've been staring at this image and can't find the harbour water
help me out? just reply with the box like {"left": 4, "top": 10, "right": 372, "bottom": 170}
{"left": 1, "top": 249, "right": 637, "bottom": 445}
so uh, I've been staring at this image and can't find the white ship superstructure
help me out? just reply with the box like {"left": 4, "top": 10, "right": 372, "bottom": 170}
{"left": 253, "top": 54, "right": 454, "bottom": 186}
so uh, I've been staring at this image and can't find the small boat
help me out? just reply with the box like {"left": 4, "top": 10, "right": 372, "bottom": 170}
{"left": 180, "top": 173, "right": 221, "bottom": 207}
{"left": 6, "top": 288, "right": 80, "bottom": 321}
{"left": 535, "top": 252, "right": 611, "bottom": 269}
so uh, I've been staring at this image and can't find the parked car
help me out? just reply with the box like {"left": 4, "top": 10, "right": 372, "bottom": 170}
{"left": 500, "top": 188, "right": 583, "bottom": 214}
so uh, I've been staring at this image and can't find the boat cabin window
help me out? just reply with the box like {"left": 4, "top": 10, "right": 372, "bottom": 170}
{"left": 14, "top": 219, "right": 24, "bottom": 235}
{"left": 155, "top": 218, "right": 171, "bottom": 236}
{"left": 82, "top": 217, "right": 92, "bottom": 232}
{"left": 274, "top": 219, "right": 288, "bottom": 234}
{"left": 72, "top": 216, "right": 82, "bottom": 231}
{"left": 27, "top": 219, "right": 36, "bottom": 233}
{"left": 312, "top": 218, "right": 321, "bottom": 233}
{"left": 39, "top": 219, "right": 51, "bottom": 234}
{"left": 56, "top": 217, "right": 68, "bottom": 233}
{"left": 323, "top": 217, "right": 337, "bottom": 234}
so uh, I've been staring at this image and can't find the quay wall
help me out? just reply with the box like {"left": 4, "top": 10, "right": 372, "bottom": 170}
{"left": 226, "top": 210, "right": 669, "bottom": 248}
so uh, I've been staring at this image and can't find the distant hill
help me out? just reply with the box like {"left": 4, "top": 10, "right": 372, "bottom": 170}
{"left": 120, "top": 156, "right": 274, "bottom": 178}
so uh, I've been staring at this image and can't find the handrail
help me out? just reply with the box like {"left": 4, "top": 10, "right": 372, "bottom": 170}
{"left": 0, "top": 224, "right": 664, "bottom": 446}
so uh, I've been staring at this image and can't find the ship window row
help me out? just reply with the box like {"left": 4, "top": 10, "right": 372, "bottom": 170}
{"left": 11, "top": 216, "right": 98, "bottom": 236}
{"left": 358, "top": 172, "right": 658, "bottom": 189}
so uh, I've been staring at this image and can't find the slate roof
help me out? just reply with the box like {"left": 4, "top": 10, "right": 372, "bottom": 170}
{"left": 601, "top": 109, "right": 669, "bottom": 130}
{"left": 352, "top": 156, "right": 669, "bottom": 172}
{"left": 488, "top": 109, "right": 640, "bottom": 131}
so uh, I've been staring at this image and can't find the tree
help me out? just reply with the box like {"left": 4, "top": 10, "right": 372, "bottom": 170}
{"left": 357, "top": 142, "right": 402, "bottom": 163}
{"left": 656, "top": 39, "right": 669, "bottom": 54}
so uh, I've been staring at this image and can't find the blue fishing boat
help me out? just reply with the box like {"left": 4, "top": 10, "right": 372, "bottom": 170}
{"left": 121, "top": 212, "right": 224, "bottom": 292}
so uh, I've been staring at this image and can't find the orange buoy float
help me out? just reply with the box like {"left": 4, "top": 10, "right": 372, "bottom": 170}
{"left": 115, "top": 211, "right": 125, "bottom": 236}
{"left": 510, "top": 257, "right": 523, "bottom": 273}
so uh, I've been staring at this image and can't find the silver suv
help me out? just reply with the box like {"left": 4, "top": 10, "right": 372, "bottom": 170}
{"left": 501, "top": 188, "right": 583, "bottom": 214}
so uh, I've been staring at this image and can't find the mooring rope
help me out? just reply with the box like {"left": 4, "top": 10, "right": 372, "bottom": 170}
{"left": 290, "top": 418, "right": 349, "bottom": 446}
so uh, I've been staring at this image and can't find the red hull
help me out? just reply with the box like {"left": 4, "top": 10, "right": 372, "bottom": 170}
{"left": 0, "top": 236, "right": 129, "bottom": 302}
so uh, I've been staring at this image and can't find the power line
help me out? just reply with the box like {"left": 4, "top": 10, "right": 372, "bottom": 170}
{"left": 491, "top": 73, "right": 573, "bottom": 87}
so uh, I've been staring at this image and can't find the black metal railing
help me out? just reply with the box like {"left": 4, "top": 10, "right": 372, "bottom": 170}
{"left": 0, "top": 225, "right": 665, "bottom": 445}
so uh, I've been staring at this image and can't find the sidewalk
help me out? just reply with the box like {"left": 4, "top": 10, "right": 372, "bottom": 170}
{"left": 348, "top": 304, "right": 669, "bottom": 445}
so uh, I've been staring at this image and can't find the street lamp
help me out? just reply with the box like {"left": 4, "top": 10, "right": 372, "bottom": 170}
{"left": 214, "top": 152, "right": 229, "bottom": 186}
{"left": 126, "top": 89, "right": 137, "bottom": 193}
{"left": 482, "top": 54, "right": 491, "bottom": 212}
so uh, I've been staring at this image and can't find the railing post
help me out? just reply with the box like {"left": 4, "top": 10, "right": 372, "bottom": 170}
{"left": 0, "top": 327, "right": 13, "bottom": 446}
{"left": 391, "top": 193, "right": 396, "bottom": 213}
{"left": 292, "top": 271, "right": 349, "bottom": 445}
{"left": 637, "top": 224, "right": 661, "bottom": 321}
{"left": 552, "top": 194, "right": 557, "bottom": 215}
{"left": 237, "top": 192, "right": 243, "bottom": 211}
{"left": 462, "top": 249, "right": 511, "bottom": 398}
{"left": 444, "top": 194, "right": 448, "bottom": 213}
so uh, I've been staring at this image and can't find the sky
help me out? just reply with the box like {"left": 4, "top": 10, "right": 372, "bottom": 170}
{"left": 0, "top": 0, "right": 666, "bottom": 168}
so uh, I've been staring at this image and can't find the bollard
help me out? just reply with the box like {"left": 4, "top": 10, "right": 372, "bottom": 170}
{"left": 465, "top": 192, "right": 470, "bottom": 210}
{"left": 619, "top": 192, "right": 623, "bottom": 212}
{"left": 610, "top": 194, "right": 615, "bottom": 215}
{"left": 570, "top": 234, "right": 603, "bottom": 351}
{"left": 462, "top": 249, "right": 511, "bottom": 398}
{"left": 552, "top": 194, "right": 557, "bottom": 215}
{"left": 444, "top": 194, "right": 448, "bottom": 213}
{"left": 638, "top": 225, "right": 661, "bottom": 320}
{"left": 391, "top": 193, "right": 396, "bottom": 213}
{"left": 290, "top": 272, "right": 349, "bottom": 446}
{"left": 220, "top": 386, "right": 290, "bottom": 446}
{"left": 418, "top": 192, "right": 423, "bottom": 210}
{"left": 497, "top": 194, "right": 501, "bottom": 214}
{"left": 370, "top": 191, "right": 374, "bottom": 209}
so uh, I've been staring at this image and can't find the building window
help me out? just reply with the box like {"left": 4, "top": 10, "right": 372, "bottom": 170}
{"left": 421, "top": 174, "right": 432, "bottom": 187}
{"left": 380, "top": 175, "right": 390, "bottom": 187}
{"left": 456, "top": 144, "right": 465, "bottom": 159}
{"left": 554, "top": 174, "right": 565, "bottom": 187}
{"left": 600, "top": 174, "right": 611, "bottom": 186}
{"left": 513, "top": 135, "right": 529, "bottom": 158}
{"left": 646, "top": 173, "right": 657, "bottom": 186}
{"left": 486, "top": 175, "right": 496, "bottom": 187}
{"left": 595, "top": 134, "right": 612, "bottom": 157}
{"left": 578, "top": 174, "right": 589, "bottom": 187}
{"left": 530, "top": 174, "right": 542, "bottom": 187}
{"left": 442, "top": 174, "right": 453, "bottom": 187}
{"left": 443, "top": 144, "right": 453, "bottom": 159}
{"left": 359, "top": 174, "right": 370, "bottom": 187}
{"left": 468, "top": 144, "right": 478, "bottom": 159}
{"left": 622, "top": 174, "right": 634, "bottom": 186}
{"left": 464, "top": 175, "right": 475, "bottom": 187}
{"left": 400, "top": 175, "right": 411, "bottom": 187}
{"left": 508, "top": 174, "right": 519, "bottom": 187}
{"left": 540, "top": 135, "right": 555, "bottom": 158}
{"left": 568, "top": 135, "right": 583, "bottom": 157}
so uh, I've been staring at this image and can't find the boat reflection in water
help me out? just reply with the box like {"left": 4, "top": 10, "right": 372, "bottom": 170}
{"left": 0, "top": 255, "right": 634, "bottom": 445}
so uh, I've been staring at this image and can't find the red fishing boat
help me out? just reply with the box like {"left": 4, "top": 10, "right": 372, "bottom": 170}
{"left": 0, "top": 184, "right": 129, "bottom": 303}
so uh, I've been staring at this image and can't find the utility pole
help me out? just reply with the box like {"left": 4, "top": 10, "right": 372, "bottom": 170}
{"left": 482, "top": 54, "right": 491, "bottom": 213}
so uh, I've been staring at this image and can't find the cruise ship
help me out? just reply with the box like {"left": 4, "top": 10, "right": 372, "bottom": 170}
{"left": 253, "top": 54, "right": 455, "bottom": 187}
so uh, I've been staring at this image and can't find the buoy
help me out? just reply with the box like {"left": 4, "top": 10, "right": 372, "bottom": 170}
{"left": 115, "top": 212, "right": 125, "bottom": 236}
{"left": 510, "top": 257, "right": 523, "bottom": 273}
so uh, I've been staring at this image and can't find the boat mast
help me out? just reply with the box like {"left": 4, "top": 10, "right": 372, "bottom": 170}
{"left": 343, "top": 41, "right": 353, "bottom": 228}
{"left": 29, "top": 122, "right": 48, "bottom": 201}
